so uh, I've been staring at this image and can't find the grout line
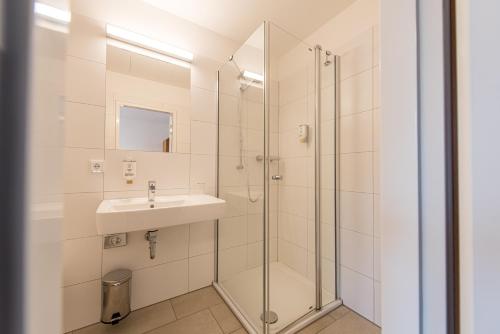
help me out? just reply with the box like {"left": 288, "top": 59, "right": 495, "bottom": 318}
{"left": 207, "top": 306, "right": 226, "bottom": 333}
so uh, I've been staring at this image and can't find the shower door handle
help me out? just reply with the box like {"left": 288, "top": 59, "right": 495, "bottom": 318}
{"left": 271, "top": 175, "right": 282, "bottom": 181}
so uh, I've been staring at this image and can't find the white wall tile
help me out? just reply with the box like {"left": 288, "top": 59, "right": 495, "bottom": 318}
{"left": 373, "top": 108, "right": 380, "bottom": 151}
{"left": 374, "top": 237, "right": 381, "bottom": 281}
{"left": 189, "top": 221, "right": 214, "bottom": 256}
{"left": 191, "top": 87, "right": 217, "bottom": 123}
{"left": 322, "top": 258, "right": 336, "bottom": 296}
{"left": 340, "top": 152, "right": 373, "bottom": 193}
{"left": 278, "top": 213, "right": 308, "bottom": 248}
{"left": 191, "top": 121, "right": 217, "bottom": 155}
{"left": 279, "top": 98, "right": 308, "bottom": 133}
{"left": 279, "top": 68, "right": 309, "bottom": 106}
{"left": 63, "top": 236, "right": 102, "bottom": 286}
{"left": 190, "top": 154, "right": 216, "bottom": 190}
{"left": 340, "top": 191, "right": 374, "bottom": 235}
{"left": 373, "top": 66, "right": 380, "bottom": 108}
{"left": 320, "top": 119, "right": 335, "bottom": 155}
{"left": 340, "top": 110, "right": 373, "bottom": 153}
{"left": 278, "top": 239, "right": 308, "bottom": 277}
{"left": 320, "top": 155, "right": 335, "bottom": 190}
{"left": 374, "top": 281, "right": 381, "bottom": 326}
{"left": 219, "top": 93, "right": 241, "bottom": 127}
{"left": 66, "top": 56, "right": 105, "bottom": 106}
{"left": 341, "top": 266, "right": 374, "bottom": 321}
{"left": 340, "top": 31, "right": 373, "bottom": 79}
{"left": 373, "top": 194, "right": 380, "bottom": 237}
{"left": 67, "top": 14, "right": 106, "bottom": 63}
{"left": 63, "top": 148, "right": 104, "bottom": 193}
{"left": 191, "top": 57, "right": 220, "bottom": 92}
{"left": 247, "top": 241, "right": 263, "bottom": 269}
{"left": 188, "top": 253, "right": 214, "bottom": 291}
{"left": 321, "top": 223, "right": 336, "bottom": 261}
{"left": 64, "top": 102, "right": 105, "bottom": 149}
{"left": 280, "top": 157, "right": 309, "bottom": 187}
{"left": 247, "top": 214, "right": 263, "bottom": 243}
{"left": 340, "top": 229, "right": 373, "bottom": 278}
{"left": 103, "top": 150, "right": 190, "bottom": 191}
{"left": 279, "top": 185, "right": 308, "bottom": 218}
{"left": 218, "top": 245, "right": 247, "bottom": 281}
{"left": 102, "top": 225, "right": 189, "bottom": 274}
{"left": 246, "top": 100, "right": 264, "bottom": 131}
{"left": 373, "top": 151, "right": 379, "bottom": 194}
{"left": 219, "top": 216, "right": 247, "bottom": 250}
{"left": 63, "top": 280, "right": 101, "bottom": 332}
{"left": 340, "top": 70, "right": 373, "bottom": 116}
{"left": 63, "top": 192, "right": 101, "bottom": 240}
{"left": 131, "top": 260, "right": 188, "bottom": 310}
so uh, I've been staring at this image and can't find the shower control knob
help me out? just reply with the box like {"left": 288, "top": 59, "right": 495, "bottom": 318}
{"left": 271, "top": 175, "right": 282, "bottom": 181}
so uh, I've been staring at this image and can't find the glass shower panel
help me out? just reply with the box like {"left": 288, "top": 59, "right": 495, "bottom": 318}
{"left": 267, "top": 23, "right": 318, "bottom": 332}
{"left": 319, "top": 50, "right": 338, "bottom": 307}
{"left": 217, "top": 23, "right": 265, "bottom": 332}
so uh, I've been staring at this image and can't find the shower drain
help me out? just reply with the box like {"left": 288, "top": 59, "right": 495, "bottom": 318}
{"left": 260, "top": 311, "right": 279, "bottom": 324}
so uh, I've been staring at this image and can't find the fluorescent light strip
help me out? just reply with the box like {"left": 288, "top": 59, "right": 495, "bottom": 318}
{"left": 107, "top": 39, "right": 191, "bottom": 69}
{"left": 242, "top": 70, "right": 264, "bottom": 83}
{"left": 34, "top": 2, "right": 71, "bottom": 24}
{"left": 106, "top": 24, "right": 193, "bottom": 63}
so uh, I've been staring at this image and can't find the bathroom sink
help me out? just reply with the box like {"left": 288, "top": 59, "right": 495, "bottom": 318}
{"left": 96, "top": 194, "right": 226, "bottom": 234}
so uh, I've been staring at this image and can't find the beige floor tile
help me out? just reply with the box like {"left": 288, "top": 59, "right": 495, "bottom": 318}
{"left": 73, "top": 300, "right": 176, "bottom": 334}
{"left": 146, "top": 309, "right": 223, "bottom": 334}
{"left": 318, "top": 312, "right": 380, "bottom": 334}
{"left": 210, "top": 303, "right": 242, "bottom": 333}
{"left": 328, "top": 305, "right": 351, "bottom": 320}
{"left": 170, "top": 286, "right": 223, "bottom": 318}
{"left": 229, "top": 329, "right": 248, "bottom": 334}
{"left": 297, "top": 315, "right": 336, "bottom": 334}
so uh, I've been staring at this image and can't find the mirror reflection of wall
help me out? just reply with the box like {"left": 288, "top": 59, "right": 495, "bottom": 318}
{"left": 105, "top": 34, "right": 191, "bottom": 153}
{"left": 118, "top": 105, "right": 173, "bottom": 152}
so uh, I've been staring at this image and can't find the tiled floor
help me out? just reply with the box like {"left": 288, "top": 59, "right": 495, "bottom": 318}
{"left": 71, "top": 286, "right": 380, "bottom": 334}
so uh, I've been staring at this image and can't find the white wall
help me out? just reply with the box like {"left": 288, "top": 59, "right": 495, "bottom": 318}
{"left": 27, "top": 4, "right": 68, "bottom": 333}
{"left": 380, "top": 0, "right": 420, "bottom": 333}
{"left": 304, "top": 0, "right": 381, "bottom": 324}
{"left": 457, "top": 0, "right": 500, "bottom": 333}
{"left": 62, "top": 1, "right": 238, "bottom": 331}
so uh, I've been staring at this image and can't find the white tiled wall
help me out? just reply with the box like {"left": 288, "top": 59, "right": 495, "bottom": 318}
{"left": 337, "top": 26, "right": 381, "bottom": 326}
{"left": 304, "top": 0, "right": 381, "bottom": 326}
{"left": 273, "top": 24, "right": 337, "bottom": 304}
{"left": 62, "top": 11, "right": 230, "bottom": 333}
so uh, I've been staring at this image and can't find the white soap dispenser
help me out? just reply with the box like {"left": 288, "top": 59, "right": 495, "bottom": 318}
{"left": 298, "top": 124, "right": 309, "bottom": 143}
{"left": 123, "top": 159, "right": 136, "bottom": 184}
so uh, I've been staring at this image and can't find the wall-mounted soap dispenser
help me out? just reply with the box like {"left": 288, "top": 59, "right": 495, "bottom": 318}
{"left": 123, "top": 159, "right": 136, "bottom": 184}
{"left": 298, "top": 124, "right": 309, "bottom": 143}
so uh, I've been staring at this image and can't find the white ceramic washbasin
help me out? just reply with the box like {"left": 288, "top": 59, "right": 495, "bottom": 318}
{"left": 96, "top": 194, "right": 226, "bottom": 235}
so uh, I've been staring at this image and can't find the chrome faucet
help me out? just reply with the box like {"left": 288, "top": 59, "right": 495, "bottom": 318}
{"left": 148, "top": 181, "right": 156, "bottom": 203}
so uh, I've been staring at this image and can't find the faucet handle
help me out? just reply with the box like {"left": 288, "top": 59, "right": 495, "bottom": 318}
{"left": 148, "top": 180, "right": 156, "bottom": 190}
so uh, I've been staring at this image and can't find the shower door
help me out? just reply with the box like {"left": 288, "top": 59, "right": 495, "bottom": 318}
{"left": 215, "top": 22, "right": 338, "bottom": 334}
{"left": 264, "top": 23, "right": 337, "bottom": 333}
{"left": 216, "top": 23, "right": 267, "bottom": 332}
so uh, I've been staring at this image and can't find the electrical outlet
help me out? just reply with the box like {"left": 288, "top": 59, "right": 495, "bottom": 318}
{"left": 104, "top": 233, "right": 127, "bottom": 249}
{"left": 90, "top": 159, "right": 105, "bottom": 173}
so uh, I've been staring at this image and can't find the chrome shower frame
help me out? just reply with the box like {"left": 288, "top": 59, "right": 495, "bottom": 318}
{"left": 214, "top": 21, "right": 342, "bottom": 334}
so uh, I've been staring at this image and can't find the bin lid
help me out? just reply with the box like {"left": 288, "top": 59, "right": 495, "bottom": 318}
{"left": 102, "top": 269, "right": 132, "bottom": 285}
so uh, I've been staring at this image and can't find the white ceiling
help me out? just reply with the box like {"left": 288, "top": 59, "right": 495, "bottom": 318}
{"left": 142, "top": 0, "right": 356, "bottom": 43}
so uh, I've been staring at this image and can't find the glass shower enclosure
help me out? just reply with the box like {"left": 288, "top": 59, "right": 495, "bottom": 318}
{"left": 214, "top": 22, "right": 340, "bottom": 334}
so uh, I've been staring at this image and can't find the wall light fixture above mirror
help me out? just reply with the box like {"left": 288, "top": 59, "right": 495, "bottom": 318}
{"left": 105, "top": 27, "right": 192, "bottom": 154}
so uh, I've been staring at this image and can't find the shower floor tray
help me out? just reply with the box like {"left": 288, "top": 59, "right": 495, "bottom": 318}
{"left": 219, "top": 262, "right": 335, "bottom": 333}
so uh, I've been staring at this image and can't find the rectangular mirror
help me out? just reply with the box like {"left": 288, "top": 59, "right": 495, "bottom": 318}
{"left": 105, "top": 36, "right": 191, "bottom": 153}
{"left": 117, "top": 104, "right": 173, "bottom": 152}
